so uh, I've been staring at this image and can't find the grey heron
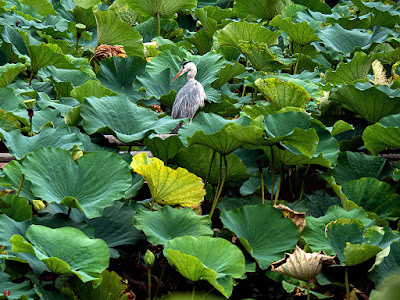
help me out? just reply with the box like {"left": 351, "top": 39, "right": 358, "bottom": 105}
{"left": 171, "top": 61, "right": 206, "bottom": 133}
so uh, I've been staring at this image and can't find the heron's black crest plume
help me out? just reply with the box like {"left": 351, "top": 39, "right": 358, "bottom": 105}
{"left": 182, "top": 60, "right": 190, "bottom": 67}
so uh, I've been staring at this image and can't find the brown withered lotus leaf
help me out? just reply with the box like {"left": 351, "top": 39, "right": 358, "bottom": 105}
{"left": 95, "top": 44, "right": 127, "bottom": 60}
{"left": 274, "top": 204, "right": 306, "bottom": 232}
{"left": 271, "top": 246, "right": 335, "bottom": 281}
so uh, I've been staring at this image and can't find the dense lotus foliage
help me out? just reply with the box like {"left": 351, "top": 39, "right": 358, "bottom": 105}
{"left": 0, "top": 0, "right": 400, "bottom": 299}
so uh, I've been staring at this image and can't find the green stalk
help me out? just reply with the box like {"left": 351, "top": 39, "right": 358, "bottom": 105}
{"left": 75, "top": 35, "right": 80, "bottom": 50}
{"left": 299, "top": 164, "right": 310, "bottom": 200}
{"left": 241, "top": 59, "right": 249, "bottom": 97}
{"left": 260, "top": 171, "right": 265, "bottom": 204}
{"left": 28, "top": 71, "right": 34, "bottom": 85}
{"left": 270, "top": 146, "right": 275, "bottom": 204}
{"left": 153, "top": 262, "right": 166, "bottom": 300}
{"left": 345, "top": 267, "right": 350, "bottom": 300}
{"left": 15, "top": 174, "right": 25, "bottom": 196}
{"left": 306, "top": 281, "right": 310, "bottom": 300}
{"left": 29, "top": 115, "right": 33, "bottom": 137}
{"left": 273, "top": 167, "right": 283, "bottom": 206}
{"left": 293, "top": 45, "right": 303, "bottom": 75}
{"left": 191, "top": 283, "right": 195, "bottom": 300}
{"left": 251, "top": 90, "right": 257, "bottom": 105}
{"left": 201, "top": 288, "right": 215, "bottom": 300}
{"left": 209, "top": 154, "right": 227, "bottom": 219}
{"left": 204, "top": 150, "right": 216, "bottom": 186}
{"left": 157, "top": 12, "right": 161, "bottom": 37}
{"left": 148, "top": 267, "right": 152, "bottom": 300}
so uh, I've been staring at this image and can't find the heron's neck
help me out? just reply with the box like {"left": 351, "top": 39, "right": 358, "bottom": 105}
{"left": 187, "top": 68, "right": 197, "bottom": 80}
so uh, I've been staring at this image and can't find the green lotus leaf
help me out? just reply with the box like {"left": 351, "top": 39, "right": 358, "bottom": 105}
{"left": 0, "top": 127, "right": 82, "bottom": 160}
{"left": 21, "top": 0, "right": 56, "bottom": 16}
{"left": 292, "top": 0, "right": 331, "bottom": 14}
{"left": 233, "top": 0, "right": 290, "bottom": 20}
{"left": 188, "top": 30, "right": 214, "bottom": 55}
{"left": 10, "top": 225, "right": 110, "bottom": 284}
{"left": 0, "top": 109, "right": 22, "bottom": 131}
{"left": 370, "top": 241, "right": 400, "bottom": 285}
{"left": 363, "top": 113, "right": 400, "bottom": 155}
{"left": 125, "top": 0, "right": 197, "bottom": 18}
{"left": 325, "top": 218, "right": 382, "bottom": 265}
{"left": 330, "top": 152, "right": 393, "bottom": 184}
{"left": 133, "top": 206, "right": 213, "bottom": 245}
{"left": 237, "top": 41, "right": 289, "bottom": 73}
{"left": 94, "top": 10, "right": 144, "bottom": 58}
{"left": 22, "top": 147, "right": 132, "bottom": 219}
{"left": 329, "top": 82, "right": 400, "bottom": 124}
{"left": 62, "top": 270, "right": 131, "bottom": 300}
{"left": 37, "top": 65, "right": 93, "bottom": 87}
{"left": 211, "top": 61, "right": 246, "bottom": 89}
{"left": 134, "top": 17, "right": 183, "bottom": 42}
{"left": 301, "top": 205, "right": 375, "bottom": 254}
{"left": 218, "top": 21, "right": 280, "bottom": 49}
{"left": 0, "top": 63, "right": 26, "bottom": 87}
{"left": 80, "top": 95, "right": 180, "bottom": 143}
{"left": 220, "top": 204, "right": 300, "bottom": 269}
{"left": 342, "top": 178, "right": 400, "bottom": 220}
{"left": 0, "top": 195, "right": 32, "bottom": 222}
{"left": 352, "top": 0, "right": 400, "bottom": 28}
{"left": 316, "top": 24, "right": 394, "bottom": 55}
{"left": 1, "top": 160, "right": 35, "bottom": 200}
{"left": 325, "top": 14, "right": 371, "bottom": 30}
{"left": 0, "top": 271, "right": 36, "bottom": 300}
{"left": 226, "top": 112, "right": 319, "bottom": 157}
{"left": 172, "top": 144, "right": 248, "bottom": 185}
{"left": 72, "top": 0, "right": 101, "bottom": 9}
{"left": 324, "top": 52, "right": 375, "bottom": 84}
{"left": 179, "top": 112, "right": 247, "bottom": 155}
{"left": 371, "top": 274, "right": 400, "bottom": 300}
{"left": 144, "top": 134, "right": 184, "bottom": 163}
{"left": 0, "top": 214, "right": 29, "bottom": 252}
{"left": 270, "top": 15, "right": 319, "bottom": 45}
{"left": 131, "top": 153, "right": 206, "bottom": 208}
{"left": 304, "top": 190, "right": 341, "bottom": 218}
{"left": 70, "top": 80, "right": 117, "bottom": 103}
{"left": 88, "top": 201, "right": 145, "bottom": 256}
{"left": 97, "top": 56, "right": 146, "bottom": 101}
{"left": 330, "top": 120, "right": 354, "bottom": 136}
{"left": 164, "top": 236, "right": 245, "bottom": 298}
{"left": 255, "top": 78, "right": 311, "bottom": 110}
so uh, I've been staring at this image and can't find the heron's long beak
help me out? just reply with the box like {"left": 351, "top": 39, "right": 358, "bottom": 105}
{"left": 172, "top": 69, "right": 184, "bottom": 81}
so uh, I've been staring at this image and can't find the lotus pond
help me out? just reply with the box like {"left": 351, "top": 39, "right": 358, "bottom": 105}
{"left": 1, "top": 0, "right": 400, "bottom": 299}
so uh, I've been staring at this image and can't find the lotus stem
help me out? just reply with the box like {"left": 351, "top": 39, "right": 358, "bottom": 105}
{"left": 16, "top": 174, "right": 24, "bottom": 197}
{"left": 157, "top": 12, "right": 161, "bottom": 37}
{"left": 149, "top": 199, "right": 155, "bottom": 211}
{"left": 67, "top": 207, "right": 71, "bottom": 217}
{"left": 204, "top": 150, "right": 216, "bottom": 186}
{"left": 294, "top": 45, "right": 303, "bottom": 75}
{"left": 75, "top": 35, "right": 80, "bottom": 50}
{"left": 251, "top": 90, "right": 257, "bottom": 105}
{"left": 209, "top": 154, "right": 227, "bottom": 218}
{"left": 270, "top": 146, "right": 275, "bottom": 204}
{"left": 306, "top": 281, "right": 310, "bottom": 300}
{"left": 261, "top": 171, "right": 265, "bottom": 204}
{"left": 201, "top": 288, "right": 215, "bottom": 300}
{"left": 29, "top": 115, "right": 33, "bottom": 137}
{"left": 138, "top": 251, "right": 141, "bottom": 264}
{"left": 191, "top": 283, "right": 195, "bottom": 300}
{"left": 273, "top": 166, "right": 283, "bottom": 206}
{"left": 28, "top": 71, "right": 34, "bottom": 85}
{"left": 345, "top": 267, "right": 350, "bottom": 300}
{"left": 153, "top": 261, "right": 166, "bottom": 300}
{"left": 299, "top": 164, "right": 310, "bottom": 200}
{"left": 148, "top": 267, "right": 152, "bottom": 300}
{"left": 241, "top": 60, "right": 249, "bottom": 97}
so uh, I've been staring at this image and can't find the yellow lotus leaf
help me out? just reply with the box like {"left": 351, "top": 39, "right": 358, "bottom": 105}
{"left": 131, "top": 153, "right": 206, "bottom": 208}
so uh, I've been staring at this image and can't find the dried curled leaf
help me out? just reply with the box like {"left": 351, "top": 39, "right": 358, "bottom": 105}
{"left": 95, "top": 44, "right": 127, "bottom": 60}
{"left": 372, "top": 59, "right": 389, "bottom": 85}
{"left": 271, "top": 246, "right": 335, "bottom": 281}
{"left": 131, "top": 153, "right": 206, "bottom": 208}
{"left": 274, "top": 204, "right": 306, "bottom": 232}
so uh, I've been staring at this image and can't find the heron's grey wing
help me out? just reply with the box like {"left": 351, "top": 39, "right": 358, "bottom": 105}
{"left": 171, "top": 80, "right": 205, "bottom": 119}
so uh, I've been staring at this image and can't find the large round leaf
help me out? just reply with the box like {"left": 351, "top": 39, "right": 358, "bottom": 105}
{"left": 179, "top": 112, "right": 247, "bottom": 155}
{"left": 220, "top": 204, "right": 300, "bottom": 269}
{"left": 301, "top": 205, "right": 375, "bottom": 254}
{"left": 0, "top": 127, "right": 82, "bottom": 160}
{"left": 254, "top": 78, "right": 311, "bottom": 110}
{"left": 80, "top": 95, "right": 180, "bottom": 143}
{"left": 330, "top": 151, "right": 393, "bottom": 184}
{"left": 133, "top": 206, "right": 213, "bottom": 245}
{"left": 218, "top": 21, "right": 280, "bottom": 48}
{"left": 94, "top": 10, "right": 144, "bottom": 58}
{"left": 164, "top": 236, "right": 245, "bottom": 298}
{"left": 329, "top": 82, "right": 400, "bottom": 124}
{"left": 233, "top": 0, "right": 290, "bottom": 21}
{"left": 363, "top": 113, "right": 400, "bottom": 155}
{"left": 22, "top": 147, "right": 132, "bottom": 219}
{"left": 131, "top": 153, "right": 206, "bottom": 208}
{"left": 270, "top": 15, "right": 319, "bottom": 45}
{"left": 370, "top": 241, "right": 400, "bottom": 285}
{"left": 10, "top": 225, "right": 110, "bottom": 284}
{"left": 125, "top": 0, "right": 197, "bottom": 18}
{"left": 70, "top": 80, "right": 117, "bottom": 104}
{"left": 342, "top": 178, "right": 400, "bottom": 220}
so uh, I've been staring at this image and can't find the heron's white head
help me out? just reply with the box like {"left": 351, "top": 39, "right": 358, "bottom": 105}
{"left": 172, "top": 61, "right": 197, "bottom": 81}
